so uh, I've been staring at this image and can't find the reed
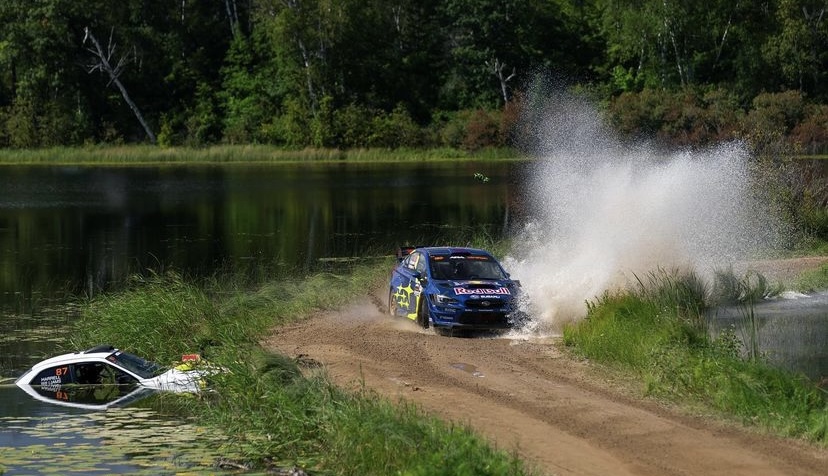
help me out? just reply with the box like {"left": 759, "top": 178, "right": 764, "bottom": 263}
{"left": 203, "top": 349, "right": 531, "bottom": 474}
{"left": 567, "top": 269, "right": 709, "bottom": 371}
{"left": 70, "top": 262, "right": 534, "bottom": 474}
{"left": 564, "top": 267, "right": 827, "bottom": 444}
{"left": 708, "top": 268, "right": 786, "bottom": 363}
{"left": 0, "top": 145, "right": 521, "bottom": 165}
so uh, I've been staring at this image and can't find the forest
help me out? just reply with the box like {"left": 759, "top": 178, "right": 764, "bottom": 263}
{"left": 0, "top": 0, "right": 826, "bottom": 152}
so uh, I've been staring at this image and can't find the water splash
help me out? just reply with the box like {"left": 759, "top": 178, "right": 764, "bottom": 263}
{"left": 504, "top": 88, "right": 789, "bottom": 332}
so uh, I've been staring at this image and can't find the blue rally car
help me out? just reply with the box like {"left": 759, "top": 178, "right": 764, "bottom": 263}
{"left": 388, "top": 246, "right": 524, "bottom": 333}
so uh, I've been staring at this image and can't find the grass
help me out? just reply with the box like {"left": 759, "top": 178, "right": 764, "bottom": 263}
{"left": 564, "top": 268, "right": 828, "bottom": 445}
{"left": 0, "top": 145, "right": 522, "bottom": 166}
{"left": 793, "top": 262, "right": 828, "bottom": 292}
{"left": 66, "top": 244, "right": 828, "bottom": 468}
{"left": 68, "top": 262, "right": 534, "bottom": 475}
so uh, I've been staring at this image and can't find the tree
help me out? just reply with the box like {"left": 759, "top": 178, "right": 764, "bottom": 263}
{"left": 764, "top": 0, "right": 828, "bottom": 99}
{"left": 0, "top": 0, "right": 100, "bottom": 146}
{"left": 83, "top": 27, "right": 156, "bottom": 143}
{"left": 440, "top": 0, "right": 526, "bottom": 108}
{"left": 595, "top": 0, "right": 778, "bottom": 96}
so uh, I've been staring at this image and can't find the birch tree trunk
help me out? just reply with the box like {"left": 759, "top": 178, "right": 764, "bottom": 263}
{"left": 486, "top": 57, "right": 516, "bottom": 105}
{"left": 83, "top": 27, "right": 156, "bottom": 144}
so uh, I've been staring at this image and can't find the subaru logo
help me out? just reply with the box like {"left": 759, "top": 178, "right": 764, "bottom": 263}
{"left": 480, "top": 300, "right": 491, "bottom": 307}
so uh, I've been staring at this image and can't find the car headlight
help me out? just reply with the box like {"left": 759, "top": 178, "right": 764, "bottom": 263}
{"left": 433, "top": 294, "right": 459, "bottom": 306}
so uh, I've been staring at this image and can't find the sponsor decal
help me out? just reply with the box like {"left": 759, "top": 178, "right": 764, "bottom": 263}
{"left": 393, "top": 283, "right": 414, "bottom": 308}
{"left": 41, "top": 375, "right": 62, "bottom": 391}
{"left": 454, "top": 286, "right": 510, "bottom": 295}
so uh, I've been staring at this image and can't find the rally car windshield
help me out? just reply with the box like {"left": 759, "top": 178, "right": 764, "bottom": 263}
{"left": 108, "top": 351, "right": 165, "bottom": 379}
{"left": 429, "top": 255, "right": 507, "bottom": 280}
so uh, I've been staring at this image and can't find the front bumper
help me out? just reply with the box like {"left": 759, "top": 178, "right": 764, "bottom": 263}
{"left": 429, "top": 305, "right": 514, "bottom": 330}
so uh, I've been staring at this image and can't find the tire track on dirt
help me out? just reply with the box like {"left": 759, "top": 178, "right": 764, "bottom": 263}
{"left": 263, "top": 293, "right": 827, "bottom": 476}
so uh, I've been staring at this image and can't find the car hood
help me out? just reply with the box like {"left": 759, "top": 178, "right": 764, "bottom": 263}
{"left": 142, "top": 367, "right": 211, "bottom": 393}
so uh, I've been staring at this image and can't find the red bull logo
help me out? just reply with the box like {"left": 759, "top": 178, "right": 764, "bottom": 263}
{"left": 454, "top": 287, "right": 510, "bottom": 295}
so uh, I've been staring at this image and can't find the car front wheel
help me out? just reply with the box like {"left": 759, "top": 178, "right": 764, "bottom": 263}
{"left": 416, "top": 297, "right": 430, "bottom": 329}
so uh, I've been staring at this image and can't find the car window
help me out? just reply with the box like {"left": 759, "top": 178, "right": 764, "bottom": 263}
{"left": 108, "top": 351, "right": 163, "bottom": 379}
{"left": 33, "top": 365, "right": 74, "bottom": 388}
{"left": 414, "top": 253, "right": 427, "bottom": 274}
{"left": 405, "top": 252, "right": 423, "bottom": 272}
{"left": 429, "top": 258, "right": 452, "bottom": 279}
{"left": 466, "top": 260, "right": 507, "bottom": 279}
{"left": 429, "top": 254, "right": 507, "bottom": 280}
{"left": 75, "top": 362, "right": 139, "bottom": 385}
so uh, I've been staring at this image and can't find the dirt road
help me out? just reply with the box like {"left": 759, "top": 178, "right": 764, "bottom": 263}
{"left": 264, "top": 290, "right": 827, "bottom": 476}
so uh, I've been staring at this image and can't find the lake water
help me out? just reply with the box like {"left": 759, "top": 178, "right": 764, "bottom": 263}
{"left": 0, "top": 161, "right": 525, "bottom": 473}
{"left": 2, "top": 161, "right": 825, "bottom": 379}
{"left": 709, "top": 292, "right": 828, "bottom": 381}
{"left": 0, "top": 384, "right": 243, "bottom": 475}
{"left": 0, "top": 162, "right": 524, "bottom": 371}
{"left": 0, "top": 160, "right": 825, "bottom": 472}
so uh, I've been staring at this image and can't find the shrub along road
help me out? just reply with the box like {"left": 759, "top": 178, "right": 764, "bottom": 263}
{"left": 264, "top": 289, "right": 826, "bottom": 476}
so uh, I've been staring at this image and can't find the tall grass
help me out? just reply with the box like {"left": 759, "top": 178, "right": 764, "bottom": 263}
{"left": 204, "top": 353, "right": 528, "bottom": 475}
{"left": 70, "top": 263, "right": 533, "bottom": 474}
{"left": 564, "top": 268, "right": 827, "bottom": 444}
{"left": 69, "top": 272, "right": 227, "bottom": 364}
{"left": 0, "top": 145, "right": 521, "bottom": 165}
{"left": 708, "top": 269, "right": 784, "bottom": 363}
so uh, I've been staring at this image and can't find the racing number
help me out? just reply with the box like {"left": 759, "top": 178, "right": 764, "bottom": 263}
{"left": 54, "top": 366, "right": 69, "bottom": 376}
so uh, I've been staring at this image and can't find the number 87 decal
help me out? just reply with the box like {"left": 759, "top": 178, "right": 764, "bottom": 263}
{"left": 55, "top": 366, "right": 69, "bottom": 376}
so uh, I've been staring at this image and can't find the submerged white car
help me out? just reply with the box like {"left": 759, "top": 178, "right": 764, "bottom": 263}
{"left": 15, "top": 344, "right": 210, "bottom": 406}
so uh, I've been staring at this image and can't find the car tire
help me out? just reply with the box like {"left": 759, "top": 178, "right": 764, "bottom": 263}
{"left": 416, "top": 297, "right": 430, "bottom": 329}
{"left": 388, "top": 289, "right": 397, "bottom": 316}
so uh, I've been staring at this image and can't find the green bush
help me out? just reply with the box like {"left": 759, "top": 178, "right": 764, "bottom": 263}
{"left": 368, "top": 104, "right": 424, "bottom": 148}
{"left": 333, "top": 103, "right": 375, "bottom": 148}
{"left": 791, "top": 104, "right": 828, "bottom": 155}
{"left": 461, "top": 109, "right": 502, "bottom": 151}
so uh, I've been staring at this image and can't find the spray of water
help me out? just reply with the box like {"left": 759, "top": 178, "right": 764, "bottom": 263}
{"left": 504, "top": 87, "right": 789, "bottom": 333}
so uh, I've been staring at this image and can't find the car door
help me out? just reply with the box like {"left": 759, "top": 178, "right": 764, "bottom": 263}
{"left": 391, "top": 251, "right": 426, "bottom": 318}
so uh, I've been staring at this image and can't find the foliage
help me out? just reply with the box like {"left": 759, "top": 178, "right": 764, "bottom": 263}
{"left": 0, "top": 144, "right": 519, "bottom": 165}
{"left": 69, "top": 272, "right": 230, "bottom": 364}
{"left": 564, "top": 268, "right": 828, "bottom": 444}
{"left": 793, "top": 263, "right": 828, "bottom": 292}
{"left": 708, "top": 269, "right": 783, "bottom": 306}
{"left": 68, "top": 261, "right": 534, "bottom": 474}
{"left": 203, "top": 350, "right": 531, "bottom": 474}
{"left": 566, "top": 269, "right": 710, "bottom": 370}
{"left": 0, "top": 0, "right": 826, "bottom": 150}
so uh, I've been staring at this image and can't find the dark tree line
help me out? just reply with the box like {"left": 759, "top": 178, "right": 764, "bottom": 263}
{"left": 0, "top": 0, "right": 826, "bottom": 150}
